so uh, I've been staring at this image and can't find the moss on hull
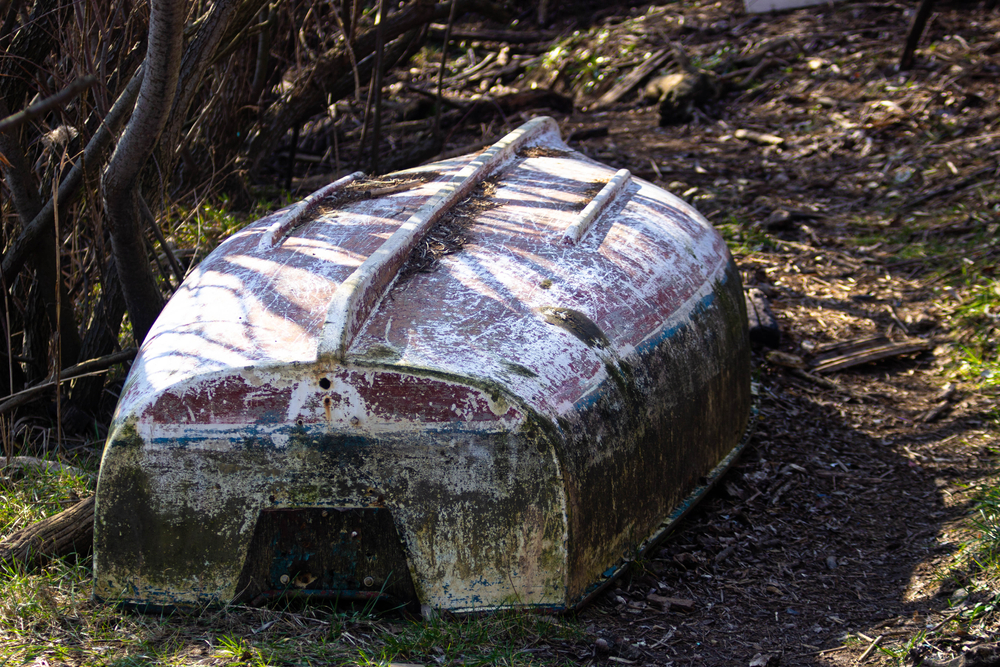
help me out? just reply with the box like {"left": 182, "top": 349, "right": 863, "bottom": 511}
{"left": 94, "top": 388, "right": 569, "bottom": 611}
{"left": 553, "top": 260, "right": 751, "bottom": 600}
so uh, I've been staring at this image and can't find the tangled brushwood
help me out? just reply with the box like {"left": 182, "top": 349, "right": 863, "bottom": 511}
{"left": 0, "top": 0, "right": 523, "bottom": 437}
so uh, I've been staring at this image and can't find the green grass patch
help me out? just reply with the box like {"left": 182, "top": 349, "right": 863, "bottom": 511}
{"left": 971, "top": 484, "right": 1000, "bottom": 569}
{"left": 166, "top": 195, "right": 286, "bottom": 267}
{"left": 874, "top": 630, "right": 928, "bottom": 662}
{"left": 933, "top": 274, "right": 1000, "bottom": 636}
{"left": 366, "top": 611, "right": 585, "bottom": 666}
{"left": 0, "top": 573, "right": 586, "bottom": 667}
{"left": 169, "top": 199, "right": 255, "bottom": 255}
{"left": 951, "top": 278, "right": 999, "bottom": 392}
{"left": 715, "top": 217, "right": 775, "bottom": 254}
{"left": 0, "top": 464, "right": 94, "bottom": 536}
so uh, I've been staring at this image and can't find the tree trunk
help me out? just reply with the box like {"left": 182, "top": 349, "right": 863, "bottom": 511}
{"left": 102, "top": 0, "right": 186, "bottom": 344}
{"left": 21, "top": 284, "right": 51, "bottom": 384}
{"left": 2, "top": 69, "right": 144, "bottom": 289}
{"left": 0, "top": 496, "right": 94, "bottom": 568}
{"left": 0, "top": 0, "right": 63, "bottom": 110}
{"left": 155, "top": 0, "right": 243, "bottom": 178}
{"left": 900, "top": 0, "right": 935, "bottom": 71}
{"left": 0, "top": 100, "right": 43, "bottom": 220}
{"left": 71, "top": 255, "right": 128, "bottom": 413}
{"left": 104, "top": 194, "right": 164, "bottom": 345}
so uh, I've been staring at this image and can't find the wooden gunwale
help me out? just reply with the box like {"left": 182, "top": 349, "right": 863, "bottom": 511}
{"left": 257, "top": 171, "right": 365, "bottom": 250}
{"left": 561, "top": 168, "right": 632, "bottom": 245}
{"left": 318, "top": 116, "right": 561, "bottom": 363}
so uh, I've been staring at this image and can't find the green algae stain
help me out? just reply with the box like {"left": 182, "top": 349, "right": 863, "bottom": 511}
{"left": 538, "top": 307, "right": 609, "bottom": 349}
{"left": 363, "top": 344, "right": 403, "bottom": 362}
{"left": 500, "top": 359, "right": 538, "bottom": 378}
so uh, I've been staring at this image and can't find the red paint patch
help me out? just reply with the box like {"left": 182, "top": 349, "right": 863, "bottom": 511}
{"left": 146, "top": 376, "right": 291, "bottom": 424}
{"left": 351, "top": 371, "right": 520, "bottom": 423}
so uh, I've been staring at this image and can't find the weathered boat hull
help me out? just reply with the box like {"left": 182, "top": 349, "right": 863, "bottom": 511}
{"left": 93, "top": 117, "right": 751, "bottom": 612}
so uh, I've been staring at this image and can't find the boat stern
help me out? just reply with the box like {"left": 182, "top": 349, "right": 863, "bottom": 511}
{"left": 93, "top": 364, "right": 571, "bottom": 612}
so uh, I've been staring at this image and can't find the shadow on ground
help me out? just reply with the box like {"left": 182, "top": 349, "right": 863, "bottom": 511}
{"left": 579, "top": 348, "right": 994, "bottom": 666}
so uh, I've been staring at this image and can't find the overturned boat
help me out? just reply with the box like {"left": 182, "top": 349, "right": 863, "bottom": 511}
{"left": 93, "top": 117, "right": 752, "bottom": 613}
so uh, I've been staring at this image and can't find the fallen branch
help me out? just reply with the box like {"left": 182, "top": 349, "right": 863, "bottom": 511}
{"left": 927, "top": 609, "right": 962, "bottom": 633}
{"left": 739, "top": 56, "right": 776, "bottom": 89}
{"left": 0, "top": 76, "right": 97, "bottom": 135}
{"left": 791, "top": 369, "right": 841, "bottom": 391}
{"left": 405, "top": 84, "right": 471, "bottom": 109}
{"left": 729, "top": 35, "right": 802, "bottom": 68}
{"left": 734, "top": 128, "right": 784, "bottom": 146}
{"left": 426, "top": 24, "right": 555, "bottom": 43}
{"left": 245, "top": 1, "right": 446, "bottom": 172}
{"left": 901, "top": 163, "right": 998, "bottom": 211}
{"left": 855, "top": 634, "right": 883, "bottom": 664}
{"left": 244, "top": 0, "right": 506, "bottom": 174}
{"left": 444, "top": 50, "right": 495, "bottom": 85}
{"left": 0, "top": 348, "right": 137, "bottom": 416}
{"left": 811, "top": 336, "right": 930, "bottom": 374}
{"left": 589, "top": 47, "right": 670, "bottom": 111}
{"left": 0, "top": 456, "right": 91, "bottom": 478}
{"left": 816, "top": 644, "right": 852, "bottom": 655}
{"left": 0, "top": 495, "right": 94, "bottom": 569}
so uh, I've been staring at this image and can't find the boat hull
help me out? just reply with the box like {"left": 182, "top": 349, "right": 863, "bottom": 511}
{"left": 93, "top": 117, "right": 751, "bottom": 612}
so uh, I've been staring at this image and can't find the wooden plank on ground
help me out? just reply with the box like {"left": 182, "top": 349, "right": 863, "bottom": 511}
{"left": 0, "top": 495, "right": 94, "bottom": 568}
{"left": 811, "top": 336, "right": 930, "bottom": 373}
{"left": 812, "top": 334, "right": 886, "bottom": 357}
{"left": 589, "top": 48, "right": 672, "bottom": 111}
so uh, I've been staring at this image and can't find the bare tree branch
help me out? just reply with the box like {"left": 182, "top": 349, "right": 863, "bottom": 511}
{"left": 0, "top": 0, "right": 64, "bottom": 110}
{"left": 101, "top": 0, "right": 188, "bottom": 344}
{"left": 102, "top": 0, "right": 188, "bottom": 344}
{"left": 0, "top": 75, "right": 97, "bottom": 135}
{"left": 0, "top": 98, "right": 43, "bottom": 222}
{"left": 2, "top": 69, "right": 144, "bottom": 288}
{"left": 157, "top": 0, "right": 244, "bottom": 176}
{"left": 0, "top": 348, "right": 137, "bottom": 416}
{"left": 0, "top": 99, "right": 81, "bottom": 369}
{"left": 243, "top": 0, "right": 505, "bottom": 175}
